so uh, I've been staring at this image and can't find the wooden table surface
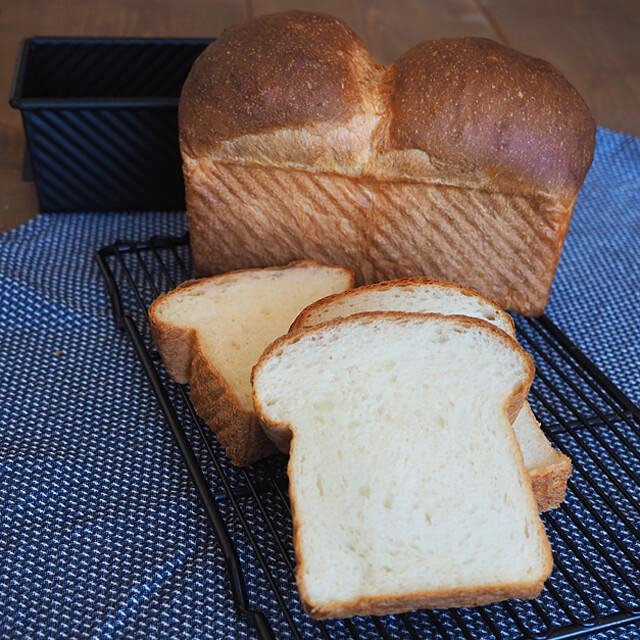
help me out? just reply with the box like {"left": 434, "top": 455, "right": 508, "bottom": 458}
{"left": 2, "top": 0, "right": 639, "bottom": 231}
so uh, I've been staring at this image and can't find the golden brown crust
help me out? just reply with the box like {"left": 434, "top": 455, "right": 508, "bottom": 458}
{"left": 290, "top": 277, "right": 516, "bottom": 334}
{"left": 189, "top": 345, "right": 277, "bottom": 466}
{"left": 185, "top": 161, "right": 570, "bottom": 315}
{"left": 180, "top": 13, "right": 594, "bottom": 316}
{"left": 378, "top": 38, "right": 595, "bottom": 201}
{"left": 253, "top": 312, "right": 552, "bottom": 619}
{"left": 531, "top": 453, "right": 573, "bottom": 512}
{"left": 184, "top": 161, "right": 372, "bottom": 279}
{"left": 180, "top": 11, "right": 384, "bottom": 160}
{"left": 301, "top": 579, "right": 547, "bottom": 619}
{"left": 181, "top": 14, "right": 594, "bottom": 199}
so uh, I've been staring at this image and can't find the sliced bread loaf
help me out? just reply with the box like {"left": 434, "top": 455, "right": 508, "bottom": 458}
{"left": 149, "top": 261, "right": 354, "bottom": 465}
{"left": 252, "top": 313, "right": 553, "bottom": 618}
{"left": 291, "top": 279, "right": 571, "bottom": 511}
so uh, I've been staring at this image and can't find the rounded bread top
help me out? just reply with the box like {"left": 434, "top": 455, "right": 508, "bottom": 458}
{"left": 180, "top": 12, "right": 595, "bottom": 199}
{"left": 179, "top": 11, "right": 384, "bottom": 159}
{"left": 378, "top": 37, "right": 595, "bottom": 197}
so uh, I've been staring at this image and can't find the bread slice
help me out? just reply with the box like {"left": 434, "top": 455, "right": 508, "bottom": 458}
{"left": 253, "top": 313, "right": 553, "bottom": 618}
{"left": 149, "top": 261, "right": 354, "bottom": 465}
{"left": 291, "top": 279, "right": 572, "bottom": 511}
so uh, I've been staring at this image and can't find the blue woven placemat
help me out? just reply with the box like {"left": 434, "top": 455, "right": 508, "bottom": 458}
{"left": 0, "top": 127, "right": 639, "bottom": 639}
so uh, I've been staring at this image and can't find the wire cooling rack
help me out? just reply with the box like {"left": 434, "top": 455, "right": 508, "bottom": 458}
{"left": 97, "top": 234, "right": 640, "bottom": 640}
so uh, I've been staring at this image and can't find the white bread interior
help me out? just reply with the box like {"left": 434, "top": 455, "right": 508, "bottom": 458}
{"left": 149, "top": 261, "right": 354, "bottom": 465}
{"left": 252, "top": 313, "right": 553, "bottom": 618}
{"left": 291, "top": 278, "right": 572, "bottom": 510}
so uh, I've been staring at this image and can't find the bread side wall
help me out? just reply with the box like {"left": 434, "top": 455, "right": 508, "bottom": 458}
{"left": 185, "top": 159, "right": 573, "bottom": 315}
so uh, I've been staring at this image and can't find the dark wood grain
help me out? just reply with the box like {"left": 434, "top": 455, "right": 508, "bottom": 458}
{"left": 1, "top": 0, "right": 639, "bottom": 231}
{"left": 476, "top": 0, "right": 640, "bottom": 134}
{"left": 252, "top": 0, "right": 498, "bottom": 63}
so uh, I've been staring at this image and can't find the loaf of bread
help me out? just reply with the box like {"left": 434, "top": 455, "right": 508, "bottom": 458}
{"left": 252, "top": 313, "right": 553, "bottom": 618}
{"left": 290, "top": 278, "right": 572, "bottom": 511}
{"left": 149, "top": 261, "right": 354, "bottom": 465}
{"left": 180, "top": 11, "right": 595, "bottom": 316}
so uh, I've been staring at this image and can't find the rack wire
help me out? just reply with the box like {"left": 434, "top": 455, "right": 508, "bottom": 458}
{"left": 97, "top": 234, "right": 640, "bottom": 640}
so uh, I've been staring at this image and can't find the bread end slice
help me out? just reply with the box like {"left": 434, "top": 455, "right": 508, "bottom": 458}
{"left": 529, "top": 454, "right": 572, "bottom": 512}
{"left": 149, "top": 261, "right": 354, "bottom": 465}
{"left": 514, "top": 405, "right": 572, "bottom": 512}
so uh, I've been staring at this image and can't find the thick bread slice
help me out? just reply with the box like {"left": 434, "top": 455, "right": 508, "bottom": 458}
{"left": 149, "top": 261, "right": 354, "bottom": 465}
{"left": 291, "top": 279, "right": 572, "bottom": 511}
{"left": 253, "top": 313, "right": 553, "bottom": 618}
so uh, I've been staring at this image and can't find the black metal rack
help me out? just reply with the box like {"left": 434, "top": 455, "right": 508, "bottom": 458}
{"left": 97, "top": 234, "right": 640, "bottom": 640}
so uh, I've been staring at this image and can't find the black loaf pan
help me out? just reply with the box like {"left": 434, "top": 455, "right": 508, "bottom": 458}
{"left": 10, "top": 38, "right": 211, "bottom": 213}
